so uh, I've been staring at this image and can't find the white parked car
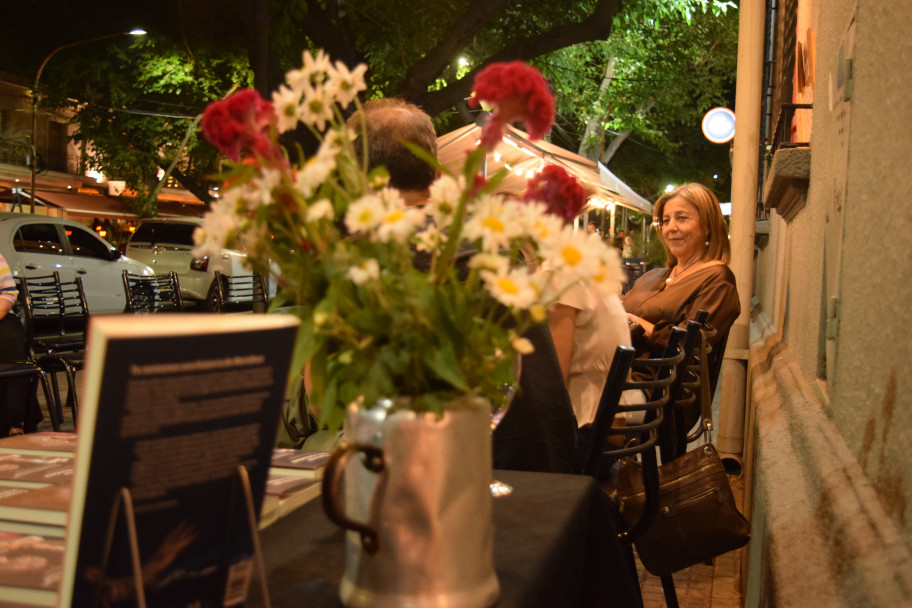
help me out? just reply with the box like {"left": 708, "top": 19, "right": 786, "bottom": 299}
{"left": 0, "top": 212, "right": 154, "bottom": 314}
{"left": 124, "top": 217, "right": 254, "bottom": 310}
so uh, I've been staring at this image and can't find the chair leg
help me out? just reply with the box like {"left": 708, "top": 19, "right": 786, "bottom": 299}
{"left": 660, "top": 574, "right": 679, "bottom": 608}
{"left": 62, "top": 367, "right": 78, "bottom": 429}
{"left": 45, "top": 370, "right": 66, "bottom": 428}
{"left": 35, "top": 371, "right": 60, "bottom": 432}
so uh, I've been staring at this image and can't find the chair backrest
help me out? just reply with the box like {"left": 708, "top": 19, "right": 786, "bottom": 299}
{"left": 122, "top": 271, "right": 184, "bottom": 313}
{"left": 582, "top": 327, "right": 688, "bottom": 543}
{"left": 18, "top": 273, "right": 89, "bottom": 356}
{"left": 213, "top": 271, "right": 268, "bottom": 313}
{"left": 660, "top": 319, "right": 706, "bottom": 462}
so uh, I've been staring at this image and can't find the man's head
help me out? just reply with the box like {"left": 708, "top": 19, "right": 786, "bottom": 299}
{"left": 587, "top": 221, "right": 597, "bottom": 234}
{"left": 346, "top": 98, "right": 437, "bottom": 193}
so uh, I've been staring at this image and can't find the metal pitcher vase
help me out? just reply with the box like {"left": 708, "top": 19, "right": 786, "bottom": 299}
{"left": 322, "top": 395, "right": 499, "bottom": 608}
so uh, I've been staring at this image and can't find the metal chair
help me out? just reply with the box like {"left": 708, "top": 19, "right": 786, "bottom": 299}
{"left": 211, "top": 271, "right": 268, "bottom": 313}
{"left": 122, "top": 271, "right": 184, "bottom": 313}
{"left": 581, "top": 327, "right": 689, "bottom": 608}
{"left": 18, "top": 273, "right": 88, "bottom": 427}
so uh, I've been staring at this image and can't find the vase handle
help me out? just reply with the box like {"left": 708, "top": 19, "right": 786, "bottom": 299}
{"left": 321, "top": 441, "right": 385, "bottom": 555}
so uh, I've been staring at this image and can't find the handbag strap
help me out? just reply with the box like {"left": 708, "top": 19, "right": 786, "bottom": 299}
{"left": 699, "top": 331, "right": 713, "bottom": 444}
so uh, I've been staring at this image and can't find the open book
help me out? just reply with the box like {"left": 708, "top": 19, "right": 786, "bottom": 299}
{"left": 57, "top": 313, "right": 299, "bottom": 607}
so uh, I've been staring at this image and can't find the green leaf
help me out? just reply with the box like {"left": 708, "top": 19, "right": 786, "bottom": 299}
{"left": 426, "top": 342, "right": 471, "bottom": 393}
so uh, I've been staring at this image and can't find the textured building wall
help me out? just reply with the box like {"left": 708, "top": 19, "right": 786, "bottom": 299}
{"left": 746, "top": 0, "right": 912, "bottom": 605}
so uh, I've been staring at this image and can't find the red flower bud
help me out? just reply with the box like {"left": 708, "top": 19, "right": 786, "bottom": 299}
{"left": 469, "top": 62, "right": 555, "bottom": 148}
{"left": 522, "top": 165, "right": 587, "bottom": 223}
{"left": 201, "top": 89, "right": 280, "bottom": 162}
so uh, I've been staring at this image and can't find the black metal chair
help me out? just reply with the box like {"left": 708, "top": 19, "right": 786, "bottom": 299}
{"left": 581, "top": 327, "right": 689, "bottom": 607}
{"left": 18, "top": 273, "right": 88, "bottom": 427}
{"left": 211, "top": 271, "right": 268, "bottom": 313}
{"left": 0, "top": 361, "right": 60, "bottom": 431}
{"left": 122, "top": 271, "right": 184, "bottom": 313}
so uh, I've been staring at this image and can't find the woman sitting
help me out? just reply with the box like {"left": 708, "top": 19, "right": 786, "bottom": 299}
{"left": 623, "top": 183, "right": 740, "bottom": 360}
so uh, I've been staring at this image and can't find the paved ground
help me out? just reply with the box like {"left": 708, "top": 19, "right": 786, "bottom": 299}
{"left": 35, "top": 376, "right": 745, "bottom": 608}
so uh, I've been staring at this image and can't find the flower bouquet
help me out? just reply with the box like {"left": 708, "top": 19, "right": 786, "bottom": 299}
{"left": 196, "top": 50, "right": 625, "bottom": 608}
{"left": 195, "top": 52, "right": 624, "bottom": 430}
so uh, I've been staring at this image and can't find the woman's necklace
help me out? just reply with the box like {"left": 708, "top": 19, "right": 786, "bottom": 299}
{"left": 665, "top": 258, "right": 701, "bottom": 285}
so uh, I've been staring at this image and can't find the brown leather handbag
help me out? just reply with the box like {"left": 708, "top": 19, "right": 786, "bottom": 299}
{"left": 614, "top": 336, "right": 750, "bottom": 576}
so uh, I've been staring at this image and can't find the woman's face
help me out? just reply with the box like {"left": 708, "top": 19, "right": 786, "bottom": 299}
{"left": 660, "top": 196, "right": 704, "bottom": 263}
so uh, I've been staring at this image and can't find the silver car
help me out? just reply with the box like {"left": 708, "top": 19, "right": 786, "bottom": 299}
{"left": 124, "top": 217, "right": 251, "bottom": 310}
{"left": 0, "top": 212, "right": 154, "bottom": 314}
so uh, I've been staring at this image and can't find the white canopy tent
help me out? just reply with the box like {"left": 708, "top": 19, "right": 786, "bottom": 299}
{"left": 436, "top": 123, "right": 653, "bottom": 217}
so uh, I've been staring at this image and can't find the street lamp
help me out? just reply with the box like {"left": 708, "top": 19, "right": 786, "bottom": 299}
{"left": 28, "top": 29, "right": 146, "bottom": 213}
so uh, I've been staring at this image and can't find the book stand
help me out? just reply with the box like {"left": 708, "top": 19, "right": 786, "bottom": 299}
{"left": 92, "top": 466, "right": 272, "bottom": 608}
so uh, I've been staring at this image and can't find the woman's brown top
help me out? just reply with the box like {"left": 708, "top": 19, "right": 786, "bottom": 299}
{"left": 622, "top": 264, "right": 740, "bottom": 357}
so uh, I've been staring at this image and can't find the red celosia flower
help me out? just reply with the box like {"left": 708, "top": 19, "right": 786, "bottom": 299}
{"left": 469, "top": 62, "right": 555, "bottom": 148}
{"left": 523, "top": 165, "right": 587, "bottom": 223}
{"left": 201, "top": 89, "right": 280, "bottom": 162}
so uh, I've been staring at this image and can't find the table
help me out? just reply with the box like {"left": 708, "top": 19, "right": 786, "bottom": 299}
{"left": 249, "top": 469, "right": 641, "bottom": 608}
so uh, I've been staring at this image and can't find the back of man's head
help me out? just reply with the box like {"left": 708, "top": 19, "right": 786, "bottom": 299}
{"left": 347, "top": 98, "right": 437, "bottom": 192}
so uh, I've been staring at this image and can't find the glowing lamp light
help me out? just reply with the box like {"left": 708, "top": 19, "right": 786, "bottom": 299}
{"left": 701, "top": 107, "right": 736, "bottom": 144}
{"left": 493, "top": 151, "right": 502, "bottom": 162}
{"left": 98, "top": 230, "right": 107, "bottom": 238}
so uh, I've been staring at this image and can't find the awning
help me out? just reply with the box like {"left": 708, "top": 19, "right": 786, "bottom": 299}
{"left": 436, "top": 123, "right": 653, "bottom": 215}
{"left": 0, "top": 188, "right": 207, "bottom": 220}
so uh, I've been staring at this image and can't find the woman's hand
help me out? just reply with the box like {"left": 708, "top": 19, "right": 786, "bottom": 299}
{"left": 626, "top": 313, "right": 654, "bottom": 338}
{"left": 0, "top": 299, "right": 12, "bottom": 322}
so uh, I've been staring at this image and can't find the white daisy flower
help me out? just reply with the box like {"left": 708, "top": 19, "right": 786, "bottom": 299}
{"left": 463, "top": 194, "right": 520, "bottom": 252}
{"left": 375, "top": 189, "right": 426, "bottom": 243}
{"left": 467, "top": 252, "right": 510, "bottom": 274}
{"left": 517, "top": 200, "right": 564, "bottom": 242}
{"left": 415, "top": 224, "right": 447, "bottom": 253}
{"left": 287, "top": 49, "right": 331, "bottom": 92}
{"left": 345, "top": 194, "right": 385, "bottom": 233}
{"left": 588, "top": 242, "right": 626, "bottom": 295}
{"left": 481, "top": 267, "right": 539, "bottom": 309}
{"left": 271, "top": 84, "right": 302, "bottom": 133}
{"left": 539, "top": 227, "right": 600, "bottom": 278}
{"left": 306, "top": 198, "right": 335, "bottom": 222}
{"left": 299, "top": 84, "right": 335, "bottom": 131}
{"left": 239, "top": 167, "right": 283, "bottom": 212}
{"left": 348, "top": 258, "right": 380, "bottom": 285}
{"left": 294, "top": 154, "right": 335, "bottom": 197}
{"left": 427, "top": 174, "right": 464, "bottom": 228}
{"left": 509, "top": 332, "right": 535, "bottom": 355}
{"left": 193, "top": 194, "right": 240, "bottom": 257}
{"left": 326, "top": 61, "right": 368, "bottom": 108}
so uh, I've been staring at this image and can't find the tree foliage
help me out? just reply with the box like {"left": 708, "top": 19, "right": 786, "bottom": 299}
{"left": 3, "top": 0, "right": 740, "bottom": 213}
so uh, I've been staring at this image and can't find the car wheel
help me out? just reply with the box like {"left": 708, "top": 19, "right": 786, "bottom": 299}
{"left": 204, "top": 279, "right": 222, "bottom": 312}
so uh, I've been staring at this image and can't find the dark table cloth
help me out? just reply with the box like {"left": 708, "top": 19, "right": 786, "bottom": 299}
{"left": 249, "top": 469, "right": 641, "bottom": 608}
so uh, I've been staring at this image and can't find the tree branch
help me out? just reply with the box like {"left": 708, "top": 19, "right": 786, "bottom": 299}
{"left": 410, "top": 0, "right": 623, "bottom": 116}
{"left": 397, "top": 0, "right": 512, "bottom": 100}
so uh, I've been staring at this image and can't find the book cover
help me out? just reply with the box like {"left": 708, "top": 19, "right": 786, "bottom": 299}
{"left": 0, "top": 483, "right": 71, "bottom": 526}
{"left": 0, "top": 432, "right": 77, "bottom": 458}
{"left": 0, "top": 453, "right": 74, "bottom": 488}
{"left": 0, "top": 531, "right": 64, "bottom": 607}
{"left": 59, "top": 314, "right": 299, "bottom": 608}
{"left": 269, "top": 448, "right": 330, "bottom": 479}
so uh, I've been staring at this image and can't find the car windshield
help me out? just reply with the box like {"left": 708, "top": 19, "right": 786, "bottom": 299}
{"left": 131, "top": 222, "right": 198, "bottom": 246}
